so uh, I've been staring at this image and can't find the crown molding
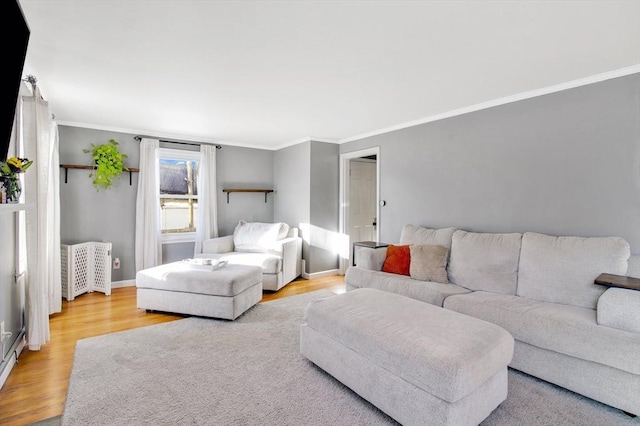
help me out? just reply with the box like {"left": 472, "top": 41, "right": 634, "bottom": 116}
{"left": 339, "top": 64, "right": 640, "bottom": 144}
{"left": 271, "top": 137, "right": 339, "bottom": 151}
{"left": 55, "top": 121, "right": 270, "bottom": 150}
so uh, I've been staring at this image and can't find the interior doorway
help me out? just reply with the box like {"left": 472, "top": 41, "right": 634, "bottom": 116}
{"left": 339, "top": 147, "right": 380, "bottom": 273}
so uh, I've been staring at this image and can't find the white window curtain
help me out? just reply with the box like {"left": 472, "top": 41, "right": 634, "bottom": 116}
{"left": 135, "top": 138, "right": 162, "bottom": 272}
{"left": 194, "top": 144, "right": 219, "bottom": 254}
{"left": 20, "top": 84, "right": 61, "bottom": 351}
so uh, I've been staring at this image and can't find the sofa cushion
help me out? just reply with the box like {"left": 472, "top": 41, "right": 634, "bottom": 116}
{"left": 136, "top": 262, "right": 261, "bottom": 296}
{"left": 276, "top": 222, "right": 290, "bottom": 240}
{"left": 232, "top": 221, "right": 283, "bottom": 252}
{"left": 410, "top": 244, "right": 449, "bottom": 283}
{"left": 399, "top": 225, "right": 456, "bottom": 248}
{"left": 448, "top": 231, "right": 522, "bottom": 295}
{"left": 382, "top": 244, "right": 411, "bottom": 276}
{"left": 345, "top": 266, "right": 470, "bottom": 307}
{"left": 444, "top": 291, "right": 640, "bottom": 375}
{"left": 209, "top": 252, "right": 281, "bottom": 274}
{"left": 517, "top": 232, "right": 630, "bottom": 309}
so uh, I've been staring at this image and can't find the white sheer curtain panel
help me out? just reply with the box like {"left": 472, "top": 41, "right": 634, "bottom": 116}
{"left": 194, "top": 144, "right": 219, "bottom": 254}
{"left": 21, "top": 85, "right": 61, "bottom": 351}
{"left": 135, "top": 138, "right": 162, "bottom": 272}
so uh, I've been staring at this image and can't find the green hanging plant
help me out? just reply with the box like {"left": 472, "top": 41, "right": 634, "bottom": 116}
{"left": 83, "top": 139, "right": 128, "bottom": 190}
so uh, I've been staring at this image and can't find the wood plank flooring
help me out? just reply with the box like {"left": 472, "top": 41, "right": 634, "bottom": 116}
{"left": 0, "top": 275, "right": 346, "bottom": 425}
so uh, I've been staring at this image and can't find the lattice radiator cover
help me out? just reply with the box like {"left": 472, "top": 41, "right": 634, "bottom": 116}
{"left": 61, "top": 241, "right": 112, "bottom": 301}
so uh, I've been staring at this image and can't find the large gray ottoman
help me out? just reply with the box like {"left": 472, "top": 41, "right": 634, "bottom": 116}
{"left": 136, "top": 261, "right": 262, "bottom": 320}
{"left": 300, "top": 288, "right": 514, "bottom": 426}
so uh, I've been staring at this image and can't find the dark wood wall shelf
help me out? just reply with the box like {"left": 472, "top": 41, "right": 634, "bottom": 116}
{"left": 59, "top": 164, "right": 140, "bottom": 185}
{"left": 222, "top": 189, "right": 273, "bottom": 203}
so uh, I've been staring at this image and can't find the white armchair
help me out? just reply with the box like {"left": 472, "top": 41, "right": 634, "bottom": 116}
{"left": 197, "top": 221, "right": 303, "bottom": 291}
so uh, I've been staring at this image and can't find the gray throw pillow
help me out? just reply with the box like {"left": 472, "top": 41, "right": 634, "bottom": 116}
{"left": 410, "top": 244, "right": 449, "bottom": 283}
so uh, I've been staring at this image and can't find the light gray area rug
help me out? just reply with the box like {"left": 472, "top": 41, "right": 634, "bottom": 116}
{"left": 62, "top": 290, "right": 639, "bottom": 426}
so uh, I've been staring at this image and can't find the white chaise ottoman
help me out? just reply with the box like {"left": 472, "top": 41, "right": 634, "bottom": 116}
{"left": 300, "top": 288, "right": 514, "bottom": 426}
{"left": 136, "top": 262, "right": 262, "bottom": 320}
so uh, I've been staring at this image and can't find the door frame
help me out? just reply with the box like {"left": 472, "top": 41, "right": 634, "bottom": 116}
{"left": 339, "top": 147, "right": 380, "bottom": 274}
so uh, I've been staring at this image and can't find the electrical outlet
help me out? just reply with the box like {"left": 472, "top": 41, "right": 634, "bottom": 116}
{"left": 0, "top": 321, "right": 9, "bottom": 343}
{"left": 113, "top": 258, "right": 121, "bottom": 270}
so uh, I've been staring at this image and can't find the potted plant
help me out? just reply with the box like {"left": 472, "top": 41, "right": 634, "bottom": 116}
{"left": 83, "top": 139, "right": 128, "bottom": 190}
{"left": 0, "top": 157, "right": 33, "bottom": 203}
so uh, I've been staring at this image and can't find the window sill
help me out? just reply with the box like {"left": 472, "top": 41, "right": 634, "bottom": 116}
{"left": 162, "top": 233, "right": 196, "bottom": 244}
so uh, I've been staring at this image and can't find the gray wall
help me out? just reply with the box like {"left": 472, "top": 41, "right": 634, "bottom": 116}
{"left": 58, "top": 127, "right": 139, "bottom": 282}
{"left": 274, "top": 141, "right": 340, "bottom": 274}
{"left": 216, "top": 145, "right": 275, "bottom": 236}
{"left": 340, "top": 73, "right": 640, "bottom": 253}
{"left": 309, "top": 142, "right": 340, "bottom": 272}
{"left": 58, "top": 126, "right": 275, "bottom": 280}
{"left": 274, "top": 141, "right": 311, "bottom": 270}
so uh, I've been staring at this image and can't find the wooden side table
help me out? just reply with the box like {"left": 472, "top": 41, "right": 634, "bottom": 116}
{"left": 352, "top": 241, "right": 389, "bottom": 266}
{"left": 594, "top": 273, "right": 640, "bottom": 291}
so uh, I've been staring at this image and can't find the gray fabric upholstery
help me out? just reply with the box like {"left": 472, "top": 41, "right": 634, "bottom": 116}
{"left": 136, "top": 283, "right": 262, "bottom": 320}
{"left": 448, "top": 231, "right": 522, "bottom": 295}
{"left": 511, "top": 340, "right": 640, "bottom": 416}
{"left": 597, "top": 288, "right": 640, "bottom": 334}
{"left": 199, "top": 225, "right": 302, "bottom": 291}
{"left": 409, "top": 244, "right": 449, "bottom": 283}
{"left": 303, "top": 288, "right": 514, "bottom": 403}
{"left": 354, "top": 246, "right": 387, "bottom": 271}
{"left": 217, "top": 252, "right": 282, "bottom": 274}
{"left": 136, "top": 262, "right": 263, "bottom": 319}
{"left": 399, "top": 224, "right": 456, "bottom": 248}
{"left": 201, "top": 235, "right": 233, "bottom": 254}
{"left": 517, "top": 232, "right": 630, "bottom": 309}
{"left": 300, "top": 324, "right": 508, "bottom": 426}
{"left": 627, "top": 254, "right": 640, "bottom": 278}
{"left": 345, "top": 223, "right": 639, "bottom": 415}
{"left": 444, "top": 291, "right": 640, "bottom": 375}
{"left": 261, "top": 271, "right": 282, "bottom": 292}
{"left": 136, "top": 263, "right": 262, "bottom": 296}
{"left": 345, "top": 266, "right": 470, "bottom": 307}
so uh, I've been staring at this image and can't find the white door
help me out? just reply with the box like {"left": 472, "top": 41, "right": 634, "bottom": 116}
{"left": 348, "top": 159, "right": 377, "bottom": 247}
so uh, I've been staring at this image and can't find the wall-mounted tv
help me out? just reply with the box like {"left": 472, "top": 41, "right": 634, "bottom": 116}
{"left": 1, "top": 0, "right": 30, "bottom": 161}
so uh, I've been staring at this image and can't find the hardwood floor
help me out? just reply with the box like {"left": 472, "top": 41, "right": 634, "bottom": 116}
{"left": 0, "top": 275, "right": 346, "bottom": 426}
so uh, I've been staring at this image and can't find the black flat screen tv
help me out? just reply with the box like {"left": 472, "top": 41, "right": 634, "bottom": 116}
{"left": 2, "top": 0, "right": 30, "bottom": 161}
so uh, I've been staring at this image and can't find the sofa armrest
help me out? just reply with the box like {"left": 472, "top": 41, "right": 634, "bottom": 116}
{"left": 274, "top": 237, "right": 302, "bottom": 284}
{"left": 355, "top": 247, "right": 388, "bottom": 271}
{"left": 202, "top": 235, "right": 234, "bottom": 254}
{"left": 627, "top": 254, "right": 640, "bottom": 278}
{"left": 597, "top": 288, "right": 640, "bottom": 333}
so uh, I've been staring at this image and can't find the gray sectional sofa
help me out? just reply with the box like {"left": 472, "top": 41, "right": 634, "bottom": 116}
{"left": 345, "top": 224, "right": 640, "bottom": 416}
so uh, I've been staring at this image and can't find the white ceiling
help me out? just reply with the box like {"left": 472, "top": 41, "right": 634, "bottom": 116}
{"left": 18, "top": 0, "right": 640, "bottom": 150}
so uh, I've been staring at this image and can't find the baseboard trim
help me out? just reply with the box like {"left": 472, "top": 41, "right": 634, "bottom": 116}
{"left": 0, "top": 331, "right": 25, "bottom": 390}
{"left": 111, "top": 279, "right": 136, "bottom": 288}
{"left": 302, "top": 269, "right": 341, "bottom": 280}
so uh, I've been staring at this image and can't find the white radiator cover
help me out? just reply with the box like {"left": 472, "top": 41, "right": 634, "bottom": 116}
{"left": 61, "top": 242, "right": 112, "bottom": 301}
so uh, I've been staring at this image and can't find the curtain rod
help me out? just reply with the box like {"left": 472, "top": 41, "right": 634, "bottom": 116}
{"left": 23, "top": 74, "right": 56, "bottom": 119}
{"left": 133, "top": 135, "right": 221, "bottom": 149}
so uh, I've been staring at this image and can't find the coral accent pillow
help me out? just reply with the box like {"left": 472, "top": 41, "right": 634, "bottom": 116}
{"left": 382, "top": 244, "right": 411, "bottom": 276}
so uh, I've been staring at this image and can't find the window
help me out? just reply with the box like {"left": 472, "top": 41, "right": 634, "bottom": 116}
{"left": 158, "top": 148, "right": 199, "bottom": 243}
